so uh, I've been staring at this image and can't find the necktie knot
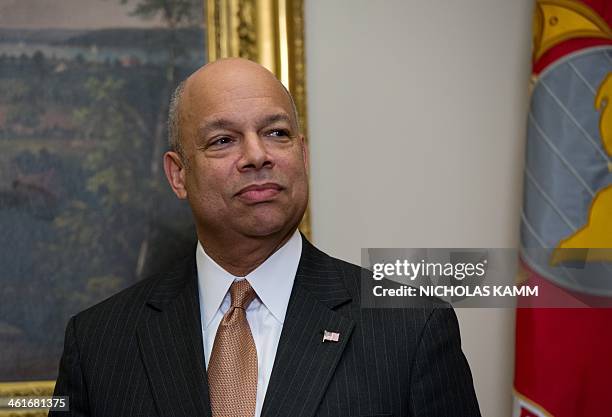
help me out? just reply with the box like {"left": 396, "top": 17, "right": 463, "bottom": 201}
{"left": 230, "top": 280, "right": 256, "bottom": 309}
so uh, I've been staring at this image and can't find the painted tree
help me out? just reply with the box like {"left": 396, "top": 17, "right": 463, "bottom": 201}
{"left": 120, "top": 0, "right": 203, "bottom": 277}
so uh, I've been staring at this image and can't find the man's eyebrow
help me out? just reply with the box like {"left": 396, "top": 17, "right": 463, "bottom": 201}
{"left": 198, "top": 118, "right": 236, "bottom": 137}
{"left": 259, "top": 113, "right": 292, "bottom": 127}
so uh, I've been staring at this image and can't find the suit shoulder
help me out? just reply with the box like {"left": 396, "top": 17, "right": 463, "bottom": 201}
{"left": 320, "top": 248, "right": 449, "bottom": 320}
{"left": 76, "top": 274, "right": 162, "bottom": 319}
{"left": 72, "top": 255, "right": 190, "bottom": 328}
{"left": 322, "top": 252, "right": 370, "bottom": 291}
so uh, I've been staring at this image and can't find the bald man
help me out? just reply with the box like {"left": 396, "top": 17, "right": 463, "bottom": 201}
{"left": 51, "top": 58, "right": 480, "bottom": 417}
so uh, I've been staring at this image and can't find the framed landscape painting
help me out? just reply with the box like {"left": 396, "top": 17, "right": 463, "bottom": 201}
{"left": 0, "top": 0, "right": 306, "bottom": 414}
{"left": 0, "top": 0, "right": 206, "bottom": 402}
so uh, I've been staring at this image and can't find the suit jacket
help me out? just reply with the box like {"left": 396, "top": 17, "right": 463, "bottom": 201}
{"left": 51, "top": 236, "right": 481, "bottom": 417}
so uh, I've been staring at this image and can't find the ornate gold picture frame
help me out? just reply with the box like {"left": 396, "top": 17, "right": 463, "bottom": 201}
{"left": 0, "top": 1, "right": 306, "bottom": 415}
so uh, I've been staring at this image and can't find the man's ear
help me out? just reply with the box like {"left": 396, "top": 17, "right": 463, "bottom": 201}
{"left": 300, "top": 135, "right": 309, "bottom": 171}
{"left": 163, "top": 151, "right": 188, "bottom": 199}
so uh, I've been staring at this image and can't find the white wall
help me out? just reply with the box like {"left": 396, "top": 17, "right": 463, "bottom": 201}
{"left": 304, "top": 1, "right": 534, "bottom": 416}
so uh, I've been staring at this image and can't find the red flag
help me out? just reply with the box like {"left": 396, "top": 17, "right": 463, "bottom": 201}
{"left": 514, "top": 1, "right": 612, "bottom": 416}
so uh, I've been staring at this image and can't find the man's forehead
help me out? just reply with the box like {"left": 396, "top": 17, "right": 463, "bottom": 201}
{"left": 184, "top": 71, "right": 292, "bottom": 119}
{"left": 188, "top": 83, "right": 284, "bottom": 105}
{"left": 177, "top": 59, "right": 298, "bottom": 134}
{"left": 183, "top": 87, "right": 292, "bottom": 126}
{"left": 185, "top": 75, "right": 290, "bottom": 112}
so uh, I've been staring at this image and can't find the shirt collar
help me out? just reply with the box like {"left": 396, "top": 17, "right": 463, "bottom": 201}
{"left": 196, "top": 229, "right": 302, "bottom": 330}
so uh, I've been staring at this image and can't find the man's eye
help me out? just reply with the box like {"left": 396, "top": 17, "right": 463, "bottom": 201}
{"left": 267, "top": 129, "right": 290, "bottom": 138}
{"left": 210, "top": 136, "right": 233, "bottom": 146}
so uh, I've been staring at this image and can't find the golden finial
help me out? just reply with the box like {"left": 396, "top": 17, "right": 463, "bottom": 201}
{"left": 533, "top": 0, "right": 612, "bottom": 62}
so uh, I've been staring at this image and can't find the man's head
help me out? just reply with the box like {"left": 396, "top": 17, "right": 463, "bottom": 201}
{"left": 163, "top": 58, "right": 309, "bottom": 246}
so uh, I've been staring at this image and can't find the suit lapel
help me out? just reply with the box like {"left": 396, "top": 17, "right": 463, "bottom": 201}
{"left": 262, "top": 237, "right": 355, "bottom": 417}
{"left": 137, "top": 256, "right": 212, "bottom": 417}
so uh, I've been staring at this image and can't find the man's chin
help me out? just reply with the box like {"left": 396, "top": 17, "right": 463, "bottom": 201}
{"left": 241, "top": 220, "right": 289, "bottom": 238}
{"left": 238, "top": 212, "right": 300, "bottom": 238}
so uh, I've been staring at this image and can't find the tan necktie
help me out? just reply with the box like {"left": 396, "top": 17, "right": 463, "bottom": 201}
{"left": 208, "top": 280, "right": 258, "bottom": 417}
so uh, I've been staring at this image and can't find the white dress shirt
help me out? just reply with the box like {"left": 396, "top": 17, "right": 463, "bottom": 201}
{"left": 196, "top": 230, "right": 302, "bottom": 417}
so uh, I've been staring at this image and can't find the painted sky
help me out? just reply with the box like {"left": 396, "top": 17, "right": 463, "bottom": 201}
{"left": 0, "top": 0, "right": 175, "bottom": 29}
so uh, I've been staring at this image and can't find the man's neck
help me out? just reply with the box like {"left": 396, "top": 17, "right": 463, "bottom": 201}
{"left": 198, "top": 228, "right": 297, "bottom": 277}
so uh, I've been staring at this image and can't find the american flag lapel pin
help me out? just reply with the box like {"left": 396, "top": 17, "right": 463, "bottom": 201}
{"left": 322, "top": 330, "right": 340, "bottom": 343}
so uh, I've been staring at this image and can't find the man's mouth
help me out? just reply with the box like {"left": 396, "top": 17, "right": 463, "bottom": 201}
{"left": 235, "top": 183, "right": 284, "bottom": 203}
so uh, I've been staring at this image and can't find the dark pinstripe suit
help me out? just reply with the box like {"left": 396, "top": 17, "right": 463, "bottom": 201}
{"left": 51, "top": 236, "right": 481, "bottom": 417}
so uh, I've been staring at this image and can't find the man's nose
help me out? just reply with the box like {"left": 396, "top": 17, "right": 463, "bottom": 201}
{"left": 238, "top": 133, "right": 272, "bottom": 171}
